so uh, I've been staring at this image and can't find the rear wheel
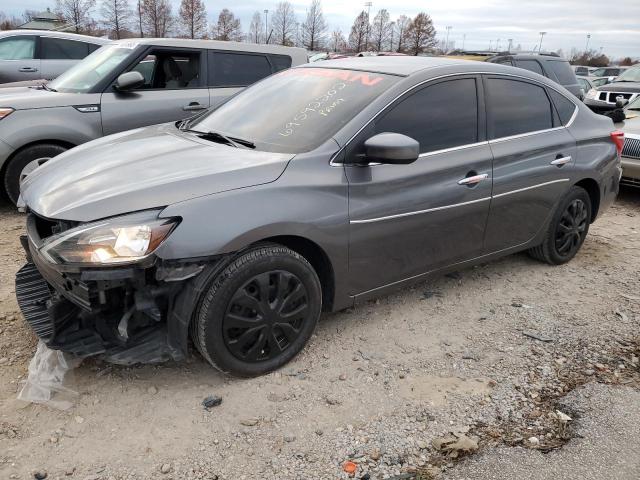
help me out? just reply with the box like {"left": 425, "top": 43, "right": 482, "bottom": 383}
{"left": 191, "top": 245, "right": 322, "bottom": 377}
{"left": 529, "top": 186, "right": 592, "bottom": 265}
{"left": 4, "top": 143, "right": 68, "bottom": 204}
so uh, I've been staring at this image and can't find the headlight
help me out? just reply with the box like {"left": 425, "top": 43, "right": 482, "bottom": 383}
{"left": 0, "top": 107, "right": 14, "bottom": 120}
{"left": 40, "top": 210, "right": 179, "bottom": 265}
{"left": 585, "top": 89, "right": 598, "bottom": 99}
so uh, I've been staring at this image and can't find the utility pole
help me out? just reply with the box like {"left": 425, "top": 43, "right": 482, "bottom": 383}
{"left": 264, "top": 9, "right": 269, "bottom": 44}
{"left": 364, "top": 2, "right": 372, "bottom": 51}
{"left": 445, "top": 26, "right": 452, "bottom": 53}
{"left": 507, "top": 38, "right": 513, "bottom": 53}
{"left": 538, "top": 31, "right": 546, "bottom": 52}
{"left": 585, "top": 33, "right": 591, "bottom": 52}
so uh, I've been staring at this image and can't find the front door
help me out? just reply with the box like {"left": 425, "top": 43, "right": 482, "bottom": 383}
{"left": 100, "top": 48, "right": 210, "bottom": 135}
{"left": 0, "top": 35, "right": 40, "bottom": 82}
{"left": 482, "top": 76, "right": 577, "bottom": 252}
{"left": 346, "top": 76, "right": 493, "bottom": 295}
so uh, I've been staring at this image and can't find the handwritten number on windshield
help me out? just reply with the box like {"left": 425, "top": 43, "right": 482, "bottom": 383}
{"left": 279, "top": 83, "right": 347, "bottom": 137}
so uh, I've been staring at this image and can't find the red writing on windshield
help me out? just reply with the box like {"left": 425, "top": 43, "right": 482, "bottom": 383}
{"left": 279, "top": 68, "right": 385, "bottom": 87}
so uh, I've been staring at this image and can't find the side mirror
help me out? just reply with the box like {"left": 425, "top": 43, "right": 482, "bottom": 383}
{"left": 363, "top": 133, "right": 420, "bottom": 165}
{"left": 114, "top": 71, "right": 144, "bottom": 91}
{"left": 616, "top": 97, "right": 629, "bottom": 108}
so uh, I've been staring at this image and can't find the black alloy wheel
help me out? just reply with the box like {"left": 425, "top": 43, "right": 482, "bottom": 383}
{"left": 554, "top": 198, "right": 588, "bottom": 258}
{"left": 223, "top": 271, "right": 309, "bottom": 362}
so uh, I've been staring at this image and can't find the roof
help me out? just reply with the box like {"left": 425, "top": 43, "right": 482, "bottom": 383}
{"left": 111, "top": 38, "right": 307, "bottom": 58}
{"left": 298, "top": 55, "right": 485, "bottom": 76}
{"left": 0, "top": 29, "right": 110, "bottom": 44}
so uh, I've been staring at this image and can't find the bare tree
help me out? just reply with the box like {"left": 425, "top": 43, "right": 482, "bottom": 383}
{"left": 370, "top": 9, "right": 392, "bottom": 52}
{"left": 0, "top": 12, "right": 22, "bottom": 30}
{"left": 56, "top": 0, "right": 96, "bottom": 33}
{"left": 178, "top": 0, "right": 207, "bottom": 39}
{"left": 406, "top": 12, "right": 436, "bottom": 56}
{"left": 330, "top": 28, "right": 346, "bottom": 52}
{"left": 214, "top": 8, "right": 242, "bottom": 41}
{"left": 135, "top": 0, "right": 143, "bottom": 36}
{"left": 394, "top": 14, "right": 410, "bottom": 53}
{"left": 300, "top": 0, "right": 327, "bottom": 51}
{"left": 101, "top": 0, "right": 132, "bottom": 39}
{"left": 141, "top": 0, "right": 172, "bottom": 37}
{"left": 23, "top": 9, "right": 39, "bottom": 23}
{"left": 270, "top": 1, "right": 296, "bottom": 46}
{"left": 348, "top": 10, "right": 368, "bottom": 53}
{"left": 248, "top": 11, "right": 263, "bottom": 44}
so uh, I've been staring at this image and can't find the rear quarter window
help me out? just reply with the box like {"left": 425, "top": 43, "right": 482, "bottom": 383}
{"left": 514, "top": 59, "right": 544, "bottom": 76}
{"left": 270, "top": 54, "right": 292, "bottom": 72}
{"left": 548, "top": 89, "right": 577, "bottom": 125}
{"left": 546, "top": 61, "right": 577, "bottom": 85}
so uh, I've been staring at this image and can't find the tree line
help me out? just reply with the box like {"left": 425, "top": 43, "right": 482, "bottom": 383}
{"left": 0, "top": 1, "right": 437, "bottom": 55}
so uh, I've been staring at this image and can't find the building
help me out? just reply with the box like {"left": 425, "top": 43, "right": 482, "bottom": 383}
{"left": 18, "top": 8, "right": 72, "bottom": 32}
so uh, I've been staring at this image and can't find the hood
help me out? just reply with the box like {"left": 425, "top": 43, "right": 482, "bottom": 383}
{"left": 0, "top": 85, "right": 99, "bottom": 110}
{"left": 598, "top": 81, "right": 640, "bottom": 93}
{"left": 21, "top": 123, "right": 294, "bottom": 222}
{"left": 619, "top": 110, "right": 640, "bottom": 135}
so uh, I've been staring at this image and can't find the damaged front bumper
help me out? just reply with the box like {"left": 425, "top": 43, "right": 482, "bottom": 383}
{"left": 15, "top": 214, "right": 213, "bottom": 365}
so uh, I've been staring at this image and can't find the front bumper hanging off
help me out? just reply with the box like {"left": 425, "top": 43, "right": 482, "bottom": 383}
{"left": 14, "top": 217, "right": 213, "bottom": 365}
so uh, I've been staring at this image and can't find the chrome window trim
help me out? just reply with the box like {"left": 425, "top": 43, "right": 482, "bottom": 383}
{"left": 417, "top": 141, "right": 489, "bottom": 158}
{"left": 331, "top": 70, "right": 578, "bottom": 166}
{"left": 350, "top": 178, "right": 571, "bottom": 224}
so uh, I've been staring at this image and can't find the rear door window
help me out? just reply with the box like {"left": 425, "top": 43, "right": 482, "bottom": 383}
{"left": 208, "top": 51, "right": 272, "bottom": 87}
{"left": 128, "top": 50, "right": 202, "bottom": 89}
{"left": 41, "top": 37, "right": 90, "bottom": 60}
{"left": 375, "top": 77, "right": 479, "bottom": 154}
{"left": 546, "top": 61, "right": 576, "bottom": 85}
{"left": 514, "top": 59, "right": 544, "bottom": 75}
{"left": 485, "top": 77, "right": 553, "bottom": 139}
{"left": 548, "top": 89, "right": 577, "bottom": 125}
{"left": 0, "top": 36, "right": 36, "bottom": 60}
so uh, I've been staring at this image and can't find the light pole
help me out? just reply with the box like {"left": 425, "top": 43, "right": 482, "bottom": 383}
{"left": 364, "top": 2, "right": 372, "bottom": 52}
{"left": 489, "top": 40, "right": 493, "bottom": 51}
{"left": 585, "top": 33, "right": 591, "bottom": 52}
{"left": 538, "top": 31, "right": 546, "bottom": 52}
{"left": 264, "top": 9, "right": 268, "bottom": 44}
{"left": 496, "top": 38, "right": 500, "bottom": 51}
{"left": 462, "top": 33, "right": 466, "bottom": 50}
{"left": 507, "top": 38, "right": 513, "bottom": 53}
{"left": 445, "top": 26, "right": 452, "bottom": 53}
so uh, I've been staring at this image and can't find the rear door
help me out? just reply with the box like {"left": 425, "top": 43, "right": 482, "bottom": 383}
{"left": 207, "top": 50, "right": 274, "bottom": 108}
{"left": 100, "top": 47, "right": 210, "bottom": 135}
{"left": 0, "top": 35, "right": 40, "bottom": 82}
{"left": 346, "top": 75, "right": 493, "bottom": 294}
{"left": 39, "top": 36, "right": 94, "bottom": 80}
{"left": 483, "top": 76, "right": 578, "bottom": 252}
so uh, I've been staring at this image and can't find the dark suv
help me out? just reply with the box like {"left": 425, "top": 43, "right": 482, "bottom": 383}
{"left": 487, "top": 53, "right": 582, "bottom": 99}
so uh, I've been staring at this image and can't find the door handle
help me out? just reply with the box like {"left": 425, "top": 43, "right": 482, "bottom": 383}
{"left": 182, "top": 102, "right": 206, "bottom": 111}
{"left": 550, "top": 155, "right": 572, "bottom": 166}
{"left": 458, "top": 173, "right": 489, "bottom": 186}
{"left": 19, "top": 67, "right": 38, "bottom": 73}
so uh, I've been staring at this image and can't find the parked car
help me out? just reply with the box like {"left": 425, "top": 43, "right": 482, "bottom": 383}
{"left": 573, "top": 65, "right": 594, "bottom": 76}
{"left": 0, "top": 30, "right": 109, "bottom": 84}
{"left": 0, "top": 38, "right": 307, "bottom": 203}
{"left": 487, "top": 53, "right": 582, "bottom": 99}
{"left": 16, "top": 57, "right": 622, "bottom": 376}
{"left": 615, "top": 96, "right": 640, "bottom": 186}
{"left": 588, "top": 66, "right": 627, "bottom": 82}
{"left": 584, "top": 65, "right": 640, "bottom": 113}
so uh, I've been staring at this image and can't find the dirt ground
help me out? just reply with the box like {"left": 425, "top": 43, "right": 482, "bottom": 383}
{"left": 0, "top": 188, "right": 639, "bottom": 480}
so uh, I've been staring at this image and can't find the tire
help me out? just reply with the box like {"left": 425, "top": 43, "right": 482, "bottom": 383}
{"left": 3, "top": 143, "right": 67, "bottom": 204}
{"left": 529, "top": 186, "right": 592, "bottom": 265}
{"left": 191, "top": 244, "right": 322, "bottom": 377}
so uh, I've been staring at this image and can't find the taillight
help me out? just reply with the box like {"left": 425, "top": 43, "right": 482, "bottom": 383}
{"left": 611, "top": 130, "right": 624, "bottom": 156}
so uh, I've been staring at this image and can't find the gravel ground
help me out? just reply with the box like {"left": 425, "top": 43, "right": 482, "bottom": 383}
{"left": 0, "top": 188, "right": 639, "bottom": 480}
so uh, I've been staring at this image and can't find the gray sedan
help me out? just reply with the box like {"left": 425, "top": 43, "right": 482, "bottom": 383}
{"left": 17, "top": 57, "right": 622, "bottom": 376}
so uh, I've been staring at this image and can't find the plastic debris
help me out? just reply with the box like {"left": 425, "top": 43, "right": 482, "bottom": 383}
{"left": 202, "top": 395, "right": 223, "bottom": 409}
{"left": 432, "top": 432, "right": 479, "bottom": 458}
{"left": 17, "top": 341, "right": 82, "bottom": 410}
{"left": 342, "top": 460, "right": 357, "bottom": 475}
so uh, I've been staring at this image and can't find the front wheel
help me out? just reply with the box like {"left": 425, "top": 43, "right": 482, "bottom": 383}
{"left": 3, "top": 143, "right": 67, "bottom": 204}
{"left": 529, "top": 186, "right": 592, "bottom": 265}
{"left": 191, "top": 245, "right": 322, "bottom": 377}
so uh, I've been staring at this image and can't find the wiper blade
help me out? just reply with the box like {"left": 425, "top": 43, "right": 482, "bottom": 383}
{"left": 42, "top": 83, "right": 57, "bottom": 92}
{"left": 183, "top": 129, "right": 255, "bottom": 149}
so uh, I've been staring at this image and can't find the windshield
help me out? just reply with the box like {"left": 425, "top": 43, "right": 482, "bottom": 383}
{"left": 616, "top": 66, "right": 640, "bottom": 83}
{"left": 49, "top": 44, "right": 136, "bottom": 93}
{"left": 190, "top": 68, "right": 399, "bottom": 153}
{"left": 590, "top": 68, "right": 606, "bottom": 77}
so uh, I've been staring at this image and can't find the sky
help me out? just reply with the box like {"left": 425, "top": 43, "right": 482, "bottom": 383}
{"left": 3, "top": 0, "right": 639, "bottom": 59}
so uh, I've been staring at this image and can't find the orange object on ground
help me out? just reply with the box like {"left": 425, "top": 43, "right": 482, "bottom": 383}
{"left": 342, "top": 461, "right": 357, "bottom": 474}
